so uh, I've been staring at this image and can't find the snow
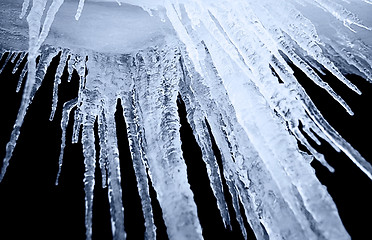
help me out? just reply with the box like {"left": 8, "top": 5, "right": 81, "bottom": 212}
{"left": 0, "top": 0, "right": 371, "bottom": 239}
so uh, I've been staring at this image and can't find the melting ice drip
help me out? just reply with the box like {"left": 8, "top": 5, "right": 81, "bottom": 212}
{"left": 0, "top": 0, "right": 372, "bottom": 239}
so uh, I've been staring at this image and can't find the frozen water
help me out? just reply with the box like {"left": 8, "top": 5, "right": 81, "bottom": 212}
{"left": 0, "top": 0, "right": 371, "bottom": 239}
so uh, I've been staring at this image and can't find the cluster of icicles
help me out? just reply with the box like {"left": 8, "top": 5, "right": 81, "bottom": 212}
{"left": 1, "top": 0, "right": 372, "bottom": 240}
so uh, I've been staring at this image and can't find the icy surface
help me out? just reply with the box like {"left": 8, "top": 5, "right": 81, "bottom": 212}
{"left": 0, "top": 0, "right": 372, "bottom": 239}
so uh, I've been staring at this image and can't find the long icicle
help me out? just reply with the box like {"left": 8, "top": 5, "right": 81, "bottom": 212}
{"left": 55, "top": 98, "right": 78, "bottom": 185}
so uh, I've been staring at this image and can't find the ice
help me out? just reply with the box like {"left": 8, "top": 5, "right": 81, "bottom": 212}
{"left": 0, "top": 0, "right": 372, "bottom": 240}
{"left": 55, "top": 97, "right": 77, "bottom": 185}
{"left": 75, "top": 0, "right": 85, "bottom": 20}
{"left": 12, "top": 51, "right": 26, "bottom": 74}
{"left": 122, "top": 92, "right": 157, "bottom": 239}
{"left": 50, "top": 50, "right": 69, "bottom": 120}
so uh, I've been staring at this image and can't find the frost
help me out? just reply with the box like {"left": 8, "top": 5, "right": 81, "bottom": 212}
{"left": 0, "top": 0, "right": 372, "bottom": 240}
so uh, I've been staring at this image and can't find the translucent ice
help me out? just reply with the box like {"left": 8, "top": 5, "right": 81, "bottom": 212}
{"left": 0, "top": 0, "right": 371, "bottom": 239}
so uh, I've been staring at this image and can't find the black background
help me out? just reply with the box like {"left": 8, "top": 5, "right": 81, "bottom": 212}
{"left": 0, "top": 53, "right": 371, "bottom": 240}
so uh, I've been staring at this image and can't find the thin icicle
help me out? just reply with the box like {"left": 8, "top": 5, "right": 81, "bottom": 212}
{"left": 55, "top": 98, "right": 77, "bottom": 185}
{"left": 311, "top": 0, "right": 371, "bottom": 32}
{"left": 272, "top": 44, "right": 355, "bottom": 115}
{"left": 303, "top": 100, "right": 372, "bottom": 180}
{"left": 72, "top": 107, "right": 83, "bottom": 144}
{"left": 10, "top": 52, "right": 19, "bottom": 63}
{"left": 36, "top": 0, "right": 64, "bottom": 51}
{"left": 66, "top": 55, "right": 75, "bottom": 82}
{"left": 0, "top": 52, "right": 12, "bottom": 73}
{"left": 16, "top": 64, "right": 28, "bottom": 93}
{"left": 19, "top": 0, "right": 30, "bottom": 19}
{"left": 0, "top": 52, "right": 5, "bottom": 63}
{"left": 75, "top": 0, "right": 86, "bottom": 21}
{"left": 50, "top": 50, "right": 69, "bottom": 121}
{"left": 302, "top": 124, "right": 322, "bottom": 146}
{"left": 12, "top": 52, "right": 27, "bottom": 75}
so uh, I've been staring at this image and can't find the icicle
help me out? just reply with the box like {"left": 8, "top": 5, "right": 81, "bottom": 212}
{"left": 311, "top": 0, "right": 371, "bottom": 32}
{"left": 81, "top": 115, "right": 97, "bottom": 240}
{"left": 12, "top": 52, "right": 27, "bottom": 75}
{"left": 178, "top": 57, "right": 231, "bottom": 229}
{"left": 0, "top": 52, "right": 4, "bottom": 63}
{"left": 272, "top": 43, "right": 355, "bottom": 115}
{"left": 50, "top": 50, "right": 69, "bottom": 121}
{"left": 302, "top": 124, "right": 322, "bottom": 146}
{"left": 16, "top": 64, "right": 28, "bottom": 93}
{"left": 122, "top": 91, "right": 157, "bottom": 240}
{"left": 164, "top": 1, "right": 203, "bottom": 75}
{"left": 93, "top": 101, "right": 127, "bottom": 240}
{"left": 97, "top": 108, "right": 108, "bottom": 188}
{"left": 71, "top": 108, "right": 82, "bottom": 144}
{"left": 226, "top": 179, "right": 248, "bottom": 239}
{"left": 36, "top": 0, "right": 65, "bottom": 51}
{"left": 26, "top": 0, "right": 48, "bottom": 54}
{"left": 0, "top": 52, "right": 12, "bottom": 73}
{"left": 0, "top": 0, "right": 63, "bottom": 180}
{"left": 0, "top": 47, "right": 58, "bottom": 182}
{"left": 10, "top": 52, "right": 19, "bottom": 63}
{"left": 1, "top": 1, "right": 372, "bottom": 239}
{"left": 303, "top": 100, "right": 372, "bottom": 180}
{"left": 268, "top": 55, "right": 336, "bottom": 171}
{"left": 19, "top": 0, "right": 30, "bottom": 19}
{"left": 66, "top": 54, "right": 77, "bottom": 82}
{"left": 82, "top": 53, "right": 127, "bottom": 239}
{"left": 178, "top": 22, "right": 349, "bottom": 236}
{"left": 105, "top": 109, "right": 126, "bottom": 240}
{"left": 133, "top": 48, "right": 203, "bottom": 240}
{"left": 248, "top": 0, "right": 362, "bottom": 95}
{"left": 75, "top": 0, "right": 86, "bottom": 21}
{"left": 55, "top": 98, "right": 77, "bottom": 185}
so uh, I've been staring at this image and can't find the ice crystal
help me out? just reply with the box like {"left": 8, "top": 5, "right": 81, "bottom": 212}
{"left": 0, "top": 0, "right": 371, "bottom": 239}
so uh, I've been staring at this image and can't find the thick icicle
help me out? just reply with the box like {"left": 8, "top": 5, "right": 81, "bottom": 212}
{"left": 105, "top": 109, "right": 126, "bottom": 240}
{"left": 84, "top": 53, "right": 127, "bottom": 240}
{"left": 97, "top": 109, "right": 108, "bottom": 188}
{"left": 81, "top": 115, "right": 97, "bottom": 240}
{"left": 132, "top": 48, "right": 203, "bottom": 240}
